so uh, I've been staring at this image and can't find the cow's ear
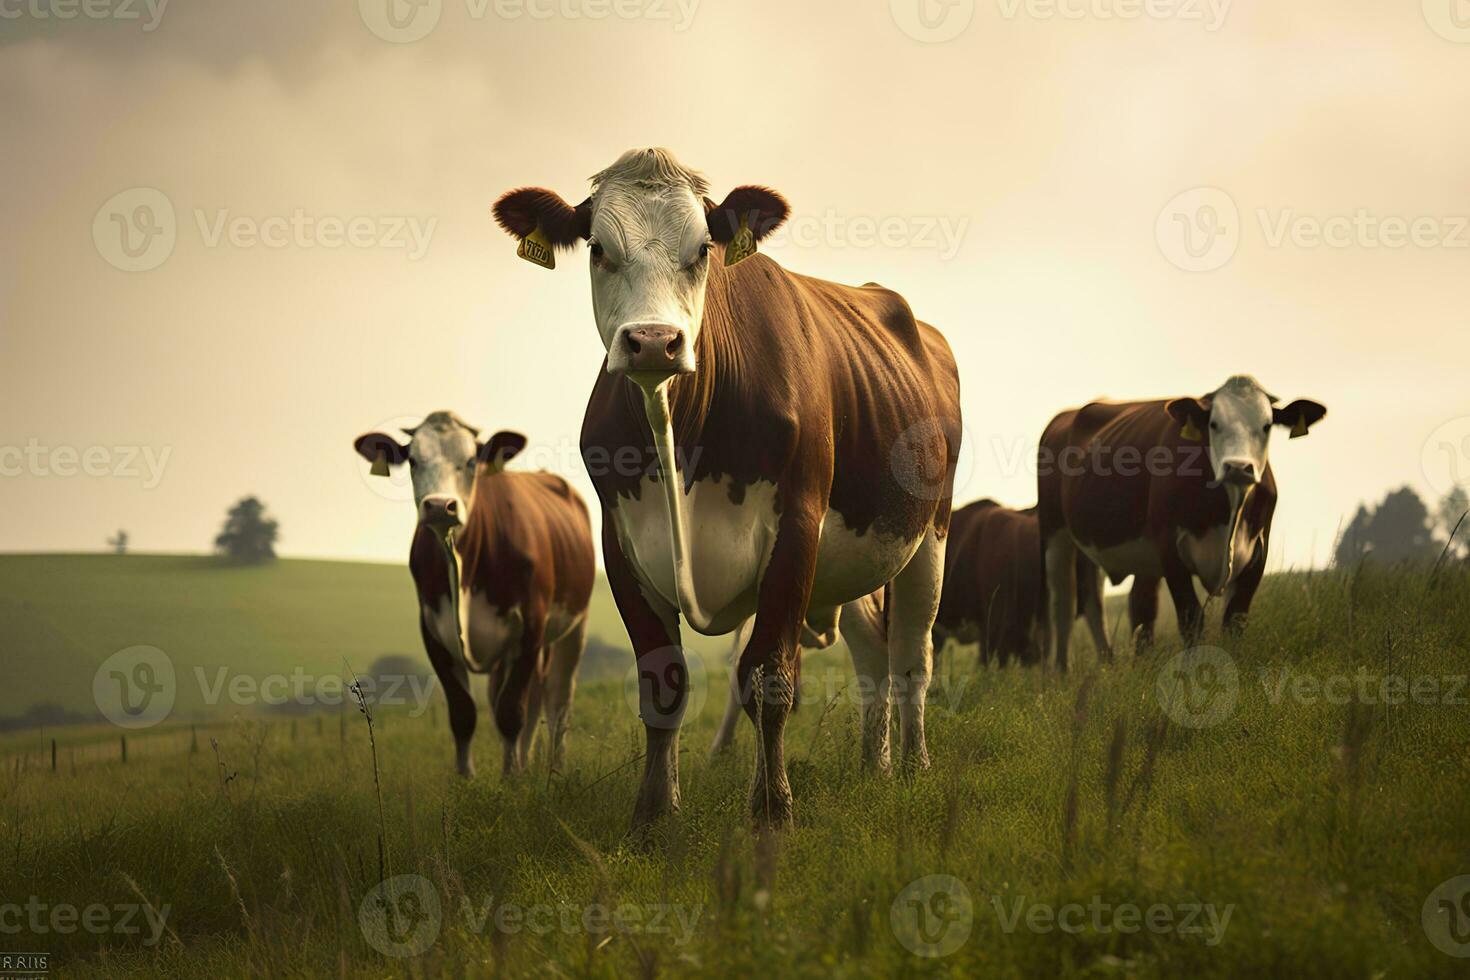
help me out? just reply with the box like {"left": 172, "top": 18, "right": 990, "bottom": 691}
{"left": 493, "top": 189, "right": 591, "bottom": 267}
{"left": 478, "top": 431, "right": 528, "bottom": 471}
{"left": 1165, "top": 397, "right": 1211, "bottom": 442}
{"left": 1274, "top": 399, "right": 1326, "bottom": 439}
{"left": 355, "top": 432, "right": 409, "bottom": 477}
{"left": 706, "top": 186, "right": 789, "bottom": 248}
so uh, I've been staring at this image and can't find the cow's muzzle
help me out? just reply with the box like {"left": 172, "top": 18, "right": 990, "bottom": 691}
{"left": 1219, "top": 459, "right": 1259, "bottom": 487}
{"left": 612, "top": 322, "right": 695, "bottom": 383}
{"left": 419, "top": 494, "right": 463, "bottom": 531}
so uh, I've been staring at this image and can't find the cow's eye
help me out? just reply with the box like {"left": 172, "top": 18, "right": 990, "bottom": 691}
{"left": 1262, "top": 424, "right": 1272, "bottom": 434}
{"left": 589, "top": 241, "right": 604, "bottom": 261}
{"left": 699, "top": 242, "right": 710, "bottom": 259}
{"left": 1209, "top": 421, "right": 1220, "bottom": 432}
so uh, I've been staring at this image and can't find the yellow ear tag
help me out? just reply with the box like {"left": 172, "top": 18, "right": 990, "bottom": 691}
{"left": 724, "top": 213, "right": 757, "bottom": 267}
{"left": 370, "top": 449, "right": 390, "bottom": 477}
{"left": 517, "top": 224, "right": 555, "bottom": 270}
{"left": 1290, "top": 414, "right": 1309, "bottom": 439}
{"left": 1180, "top": 418, "right": 1203, "bottom": 442}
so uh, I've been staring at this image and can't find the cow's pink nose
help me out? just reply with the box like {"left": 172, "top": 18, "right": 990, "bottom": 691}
{"left": 622, "top": 324, "right": 690, "bottom": 375}
{"left": 420, "top": 495, "right": 462, "bottom": 529}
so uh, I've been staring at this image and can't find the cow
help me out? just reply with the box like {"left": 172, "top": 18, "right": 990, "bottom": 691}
{"left": 931, "top": 499, "right": 1143, "bottom": 670}
{"left": 1037, "top": 376, "right": 1326, "bottom": 668}
{"left": 354, "top": 411, "right": 596, "bottom": 776}
{"left": 493, "top": 148, "right": 962, "bottom": 831}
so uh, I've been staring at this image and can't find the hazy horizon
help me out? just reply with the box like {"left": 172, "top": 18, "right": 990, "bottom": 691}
{"left": 3, "top": 0, "right": 1468, "bottom": 571}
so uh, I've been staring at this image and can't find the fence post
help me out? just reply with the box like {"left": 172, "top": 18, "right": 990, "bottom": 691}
{"left": 120, "top": 735, "right": 128, "bottom": 765}
{"left": 191, "top": 724, "right": 199, "bottom": 754}
{"left": 51, "top": 739, "right": 57, "bottom": 773}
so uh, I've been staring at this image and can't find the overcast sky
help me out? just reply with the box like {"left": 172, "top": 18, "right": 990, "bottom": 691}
{"left": 2, "top": 0, "right": 1467, "bottom": 569}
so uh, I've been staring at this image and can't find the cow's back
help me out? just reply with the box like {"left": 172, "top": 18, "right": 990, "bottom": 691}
{"left": 460, "top": 470, "right": 595, "bottom": 616}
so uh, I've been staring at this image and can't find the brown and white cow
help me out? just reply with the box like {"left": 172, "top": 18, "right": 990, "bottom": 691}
{"left": 1037, "top": 376, "right": 1326, "bottom": 668}
{"left": 932, "top": 500, "right": 1096, "bottom": 667}
{"left": 354, "top": 412, "right": 596, "bottom": 776}
{"left": 494, "top": 148, "right": 961, "bottom": 830}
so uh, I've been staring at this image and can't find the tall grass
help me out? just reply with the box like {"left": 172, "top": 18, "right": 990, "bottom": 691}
{"left": 1, "top": 563, "right": 1467, "bottom": 977}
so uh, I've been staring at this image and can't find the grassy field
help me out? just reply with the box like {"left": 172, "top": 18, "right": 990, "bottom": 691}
{"left": 1, "top": 556, "right": 1469, "bottom": 977}
{"left": 0, "top": 555, "right": 736, "bottom": 734}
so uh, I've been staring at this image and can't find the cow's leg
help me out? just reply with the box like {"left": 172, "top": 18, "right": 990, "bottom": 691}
{"left": 517, "top": 664, "right": 545, "bottom": 769}
{"left": 1044, "top": 532, "right": 1079, "bottom": 671}
{"left": 1076, "top": 555, "right": 1112, "bottom": 663}
{"left": 493, "top": 604, "right": 546, "bottom": 777}
{"left": 602, "top": 515, "right": 687, "bottom": 833}
{"left": 888, "top": 528, "right": 944, "bottom": 771}
{"left": 738, "top": 502, "right": 824, "bottom": 828}
{"left": 710, "top": 617, "right": 754, "bottom": 756}
{"left": 1129, "top": 575, "right": 1161, "bottom": 652}
{"left": 542, "top": 617, "right": 585, "bottom": 772}
{"left": 842, "top": 592, "right": 890, "bottom": 772}
{"left": 1223, "top": 541, "right": 1267, "bottom": 636}
{"left": 1161, "top": 554, "right": 1204, "bottom": 646}
{"left": 420, "top": 616, "right": 478, "bottom": 778}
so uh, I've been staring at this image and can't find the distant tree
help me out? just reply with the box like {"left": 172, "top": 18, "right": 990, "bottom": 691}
{"left": 106, "top": 530, "right": 129, "bottom": 555}
{"left": 1334, "top": 486, "right": 1438, "bottom": 566}
{"left": 214, "top": 496, "right": 279, "bottom": 564}
{"left": 1335, "top": 505, "right": 1372, "bottom": 567}
{"left": 1437, "top": 486, "right": 1470, "bottom": 560}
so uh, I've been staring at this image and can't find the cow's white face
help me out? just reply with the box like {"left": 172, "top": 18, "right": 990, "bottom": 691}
{"left": 588, "top": 174, "right": 710, "bottom": 381}
{"left": 1205, "top": 381, "right": 1274, "bottom": 487}
{"left": 403, "top": 415, "right": 479, "bottom": 529}
{"left": 1167, "top": 376, "right": 1328, "bottom": 491}
{"left": 493, "top": 148, "right": 790, "bottom": 389}
{"left": 354, "top": 411, "right": 480, "bottom": 532}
